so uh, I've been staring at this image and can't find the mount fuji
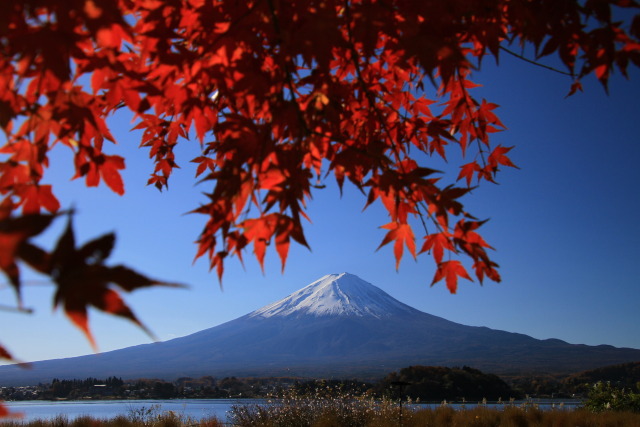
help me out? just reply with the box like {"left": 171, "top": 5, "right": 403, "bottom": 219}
{"left": 1, "top": 273, "right": 639, "bottom": 385}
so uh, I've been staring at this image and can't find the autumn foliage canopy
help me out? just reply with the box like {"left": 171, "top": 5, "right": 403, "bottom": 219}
{"left": 0, "top": 0, "right": 639, "bottom": 378}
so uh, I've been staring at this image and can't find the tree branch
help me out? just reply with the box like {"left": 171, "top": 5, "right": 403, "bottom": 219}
{"left": 500, "top": 46, "right": 575, "bottom": 77}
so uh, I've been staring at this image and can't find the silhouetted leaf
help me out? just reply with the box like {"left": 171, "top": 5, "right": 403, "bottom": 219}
{"left": 46, "top": 217, "right": 185, "bottom": 349}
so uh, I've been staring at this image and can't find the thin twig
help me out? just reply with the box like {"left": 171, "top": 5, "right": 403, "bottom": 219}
{"left": 499, "top": 46, "right": 575, "bottom": 77}
{"left": 0, "top": 304, "right": 34, "bottom": 314}
{"left": 0, "top": 280, "right": 52, "bottom": 290}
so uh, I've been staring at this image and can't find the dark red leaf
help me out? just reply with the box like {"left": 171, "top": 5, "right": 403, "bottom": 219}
{"left": 48, "top": 217, "right": 185, "bottom": 349}
{"left": 0, "top": 214, "right": 57, "bottom": 304}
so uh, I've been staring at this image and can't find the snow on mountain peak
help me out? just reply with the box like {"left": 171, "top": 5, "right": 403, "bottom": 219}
{"left": 248, "top": 273, "right": 417, "bottom": 319}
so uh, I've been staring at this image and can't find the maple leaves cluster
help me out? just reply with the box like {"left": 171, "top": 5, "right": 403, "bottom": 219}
{"left": 0, "top": 0, "right": 639, "bottom": 382}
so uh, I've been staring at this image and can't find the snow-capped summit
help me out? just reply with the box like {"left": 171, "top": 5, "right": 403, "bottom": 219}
{"left": 248, "top": 272, "right": 417, "bottom": 319}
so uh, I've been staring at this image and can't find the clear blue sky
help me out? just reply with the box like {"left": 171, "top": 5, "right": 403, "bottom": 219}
{"left": 1, "top": 51, "right": 639, "bottom": 365}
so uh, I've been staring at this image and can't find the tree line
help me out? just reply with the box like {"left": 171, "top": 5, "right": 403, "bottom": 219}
{"left": 4, "top": 363, "right": 639, "bottom": 402}
{"left": 0, "top": 366, "right": 525, "bottom": 402}
{"left": 509, "top": 361, "right": 640, "bottom": 398}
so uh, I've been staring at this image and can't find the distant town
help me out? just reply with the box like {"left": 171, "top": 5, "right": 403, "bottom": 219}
{"left": 1, "top": 376, "right": 294, "bottom": 401}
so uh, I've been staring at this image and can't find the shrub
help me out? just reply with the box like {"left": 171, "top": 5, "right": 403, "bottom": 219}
{"left": 229, "top": 386, "right": 400, "bottom": 427}
{"left": 583, "top": 381, "right": 640, "bottom": 413}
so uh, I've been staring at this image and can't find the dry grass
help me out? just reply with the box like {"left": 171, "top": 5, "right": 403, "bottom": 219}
{"left": 228, "top": 394, "right": 640, "bottom": 427}
{"left": 0, "top": 413, "right": 226, "bottom": 427}
{"left": 407, "top": 406, "right": 640, "bottom": 427}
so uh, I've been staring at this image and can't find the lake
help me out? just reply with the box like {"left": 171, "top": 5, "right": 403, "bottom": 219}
{"left": 2, "top": 399, "right": 245, "bottom": 424}
{"left": 2, "top": 398, "right": 581, "bottom": 424}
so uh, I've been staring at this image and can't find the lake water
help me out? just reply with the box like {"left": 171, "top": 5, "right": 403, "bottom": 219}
{"left": 2, "top": 399, "right": 246, "bottom": 424}
{"left": 2, "top": 398, "right": 581, "bottom": 424}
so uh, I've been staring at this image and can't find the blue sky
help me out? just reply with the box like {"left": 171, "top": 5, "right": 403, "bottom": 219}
{"left": 1, "top": 50, "right": 639, "bottom": 366}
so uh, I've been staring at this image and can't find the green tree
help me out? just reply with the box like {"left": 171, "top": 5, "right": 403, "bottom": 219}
{"left": 584, "top": 381, "right": 640, "bottom": 413}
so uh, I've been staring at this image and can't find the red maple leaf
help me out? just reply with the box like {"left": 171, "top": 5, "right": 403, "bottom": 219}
{"left": 420, "top": 232, "right": 456, "bottom": 264}
{"left": 431, "top": 260, "right": 472, "bottom": 294}
{"left": 487, "top": 145, "right": 517, "bottom": 170}
{"left": 377, "top": 222, "right": 417, "bottom": 270}
{"left": 457, "top": 162, "right": 481, "bottom": 187}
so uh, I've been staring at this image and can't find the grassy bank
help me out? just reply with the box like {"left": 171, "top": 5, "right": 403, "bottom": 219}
{"left": 2, "top": 405, "right": 640, "bottom": 426}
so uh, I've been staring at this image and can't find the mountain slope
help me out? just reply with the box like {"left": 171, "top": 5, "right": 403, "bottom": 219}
{"left": 0, "top": 273, "right": 638, "bottom": 385}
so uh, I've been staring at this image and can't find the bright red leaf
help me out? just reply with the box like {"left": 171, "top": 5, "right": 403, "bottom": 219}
{"left": 431, "top": 260, "right": 473, "bottom": 294}
{"left": 377, "top": 222, "right": 417, "bottom": 270}
{"left": 420, "top": 232, "right": 456, "bottom": 264}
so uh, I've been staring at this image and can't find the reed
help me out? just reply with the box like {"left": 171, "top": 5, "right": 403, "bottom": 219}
{"left": 229, "top": 405, "right": 640, "bottom": 426}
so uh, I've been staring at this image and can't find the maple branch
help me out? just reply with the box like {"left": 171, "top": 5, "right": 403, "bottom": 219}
{"left": 343, "top": 1, "right": 401, "bottom": 169}
{"left": 343, "top": 2, "right": 446, "bottom": 243}
{"left": 499, "top": 46, "right": 575, "bottom": 77}
{"left": 392, "top": 82, "right": 435, "bottom": 238}
{"left": 455, "top": 71, "right": 489, "bottom": 169}
{"left": 414, "top": 202, "right": 434, "bottom": 235}
{"left": 357, "top": 86, "right": 442, "bottom": 237}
